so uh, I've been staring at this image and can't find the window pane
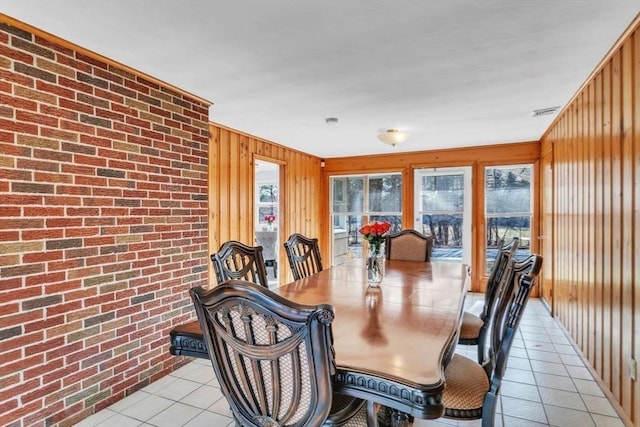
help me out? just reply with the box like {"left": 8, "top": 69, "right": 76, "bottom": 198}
{"left": 421, "top": 175, "right": 464, "bottom": 212}
{"left": 485, "top": 167, "right": 531, "bottom": 214}
{"left": 422, "top": 214, "right": 463, "bottom": 249}
{"left": 332, "top": 214, "right": 363, "bottom": 264}
{"left": 332, "top": 177, "right": 364, "bottom": 213}
{"left": 368, "top": 174, "right": 402, "bottom": 212}
{"left": 370, "top": 215, "right": 402, "bottom": 234}
{"left": 259, "top": 184, "right": 278, "bottom": 203}
{"left": 485, "top": 165, "right": 532, "bottom": 273}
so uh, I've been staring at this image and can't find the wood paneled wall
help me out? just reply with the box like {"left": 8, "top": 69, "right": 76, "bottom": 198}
{"left": 323, "top": 142, "right": 540, "bottom": 294}
{"left": 540, "top": 16, "right": 639, "bottom": 425}
{"left": 208, "top": 123, "right": 323, "bottom": 286}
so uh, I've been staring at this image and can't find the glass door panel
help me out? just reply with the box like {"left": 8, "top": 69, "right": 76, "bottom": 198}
{"left": 254, "top": 159, "right": 280, "bottom": 287}
{"left": 484, "top": 165, "right": 533, "bottom": 273}
{"left": 414, "top": 167, "right": 471, "bottom": 265}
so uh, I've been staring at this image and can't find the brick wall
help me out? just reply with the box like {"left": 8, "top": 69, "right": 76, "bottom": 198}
{"left": 0, "top": 18, "right": 210, "bottom": 426}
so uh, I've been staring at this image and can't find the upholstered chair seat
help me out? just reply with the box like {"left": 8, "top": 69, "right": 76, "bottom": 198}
{"left": 457, "top": 311, "right": 484, "bottom": 341}
{"left": 442, "top": 354, "right": 490, "bottom": 419}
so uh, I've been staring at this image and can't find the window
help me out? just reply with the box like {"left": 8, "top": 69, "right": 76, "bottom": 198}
{"left": 257, "top": 184, "right": 278, "bottom": 226}
{"left": 484, "top": 164, "right": 532, "bottom": 272}
{"left": 330, "top": 173, "right": 402, "bottom": 265}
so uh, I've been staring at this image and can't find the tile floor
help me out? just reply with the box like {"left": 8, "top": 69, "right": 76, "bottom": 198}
{"left": 76, "top": 296, "right": 630, "bottom": 427}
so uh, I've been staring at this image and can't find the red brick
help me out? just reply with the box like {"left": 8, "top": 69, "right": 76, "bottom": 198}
{"left": 46, "top": 300, "right": 82, "bottom": 316}
{"left": 36, "top": 80, "right": 74, "bottom": 99}
{"left": 0, "top": 286, "right": 43, "bottom": 303}
{"left": 43, "top": 197, "right": 83, "bottom": 208}
{"left": 16, "top": 110, "right": 60, "bottom": 127}
{"left": 0, "top": 93, "right": 38, "bottom": 110}
{"left": 24, "top": 314, "right": 65, "bottom": 333}
{"left": 0, "top": 378, "right": 40, "bottom": 405}
{"left": 22, "top": 228, "right": 64, "bottom": 240}
{"left": 0, "top": 353, "right": 44, "bottom": 376}
{"left": 24, "top": 271, "right": 65, "bottom": 287}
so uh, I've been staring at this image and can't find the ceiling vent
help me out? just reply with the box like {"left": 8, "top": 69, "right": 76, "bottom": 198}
{"left": 532, "top": 106, "right": 560, "bottom": 117}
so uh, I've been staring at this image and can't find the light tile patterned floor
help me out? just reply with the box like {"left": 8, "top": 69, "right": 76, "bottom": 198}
{"left": 76, "top": 296, "right": 630, "bottom": 427}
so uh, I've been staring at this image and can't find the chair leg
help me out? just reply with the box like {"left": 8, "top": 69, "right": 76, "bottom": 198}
{"left": 366, "top": 401, "right": 380, "bottom": 426}
{"left": 481, "top": 391, "right": 497, "bottom": 427}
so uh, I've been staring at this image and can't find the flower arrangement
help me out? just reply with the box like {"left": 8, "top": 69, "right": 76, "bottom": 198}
{"left": 264, "top": 214, "right": 276, "bottom": 224}
{"left": 359, "top": 221, "right": 391, "bottom": 255}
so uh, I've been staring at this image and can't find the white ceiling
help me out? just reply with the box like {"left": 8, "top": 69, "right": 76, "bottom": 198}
{"left": 2, "top": 1, "right": 638, "bottom": 158}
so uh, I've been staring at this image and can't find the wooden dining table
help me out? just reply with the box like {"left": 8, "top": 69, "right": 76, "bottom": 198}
{"left": 170, "top": 259, "right": 469, "bottom": 420}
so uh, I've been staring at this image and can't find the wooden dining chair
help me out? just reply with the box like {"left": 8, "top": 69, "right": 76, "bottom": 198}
{"left": 385, "top": 229, "right": 433, "bottom": 262}
{"left": 443, "top": 254, "right": 542, "bottom": 427}
{"left": 172, "top": 241, "right": 270, "bottom": 359}
{"left": 457, "top": 237, "right": 519, "bottom": 365}
{"left": 210, "top": 240, "right": 269, "bottom": 287}
{"left": 283, "top": 233, "right": 324, "bottom": 280}
{"left": 190, "top": 279, "right": 370, "bottom": 426}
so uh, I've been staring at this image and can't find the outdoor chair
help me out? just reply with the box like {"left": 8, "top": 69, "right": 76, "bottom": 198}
{"left": 443, "top": 254, "right": 542, "bottom": 427}
{"left": 385, "top": 229, "right": 433, "bottom": 262}
{"left": 284, "top": 233, "right": 324, "bottom": 280}
{"left": 190, "top": 279, "right": 370, "bottom": 426}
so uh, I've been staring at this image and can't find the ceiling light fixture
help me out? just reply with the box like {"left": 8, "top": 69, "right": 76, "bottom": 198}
{"left": 377, "top": 129, "right": 409, "bottom": 147}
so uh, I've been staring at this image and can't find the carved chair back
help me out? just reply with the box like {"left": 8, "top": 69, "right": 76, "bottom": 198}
{"left": 485, "top": 254, "right": 542, "bottom": 376}
{"left": 190, "top": 280, "right": 336, "bottom": 426}
{"left": 479, "top": 237, "right": 520, "bottom": 323}
{"left": 284, "top": 233, "right": 324, "bottom": 281}
{"left": 211, "top": 240, "right": 269, "bottom": 287}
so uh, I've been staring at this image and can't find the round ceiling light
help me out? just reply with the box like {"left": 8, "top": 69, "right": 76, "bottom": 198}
{"left": 377, "top": 129, "right": 409, "bottom": 147}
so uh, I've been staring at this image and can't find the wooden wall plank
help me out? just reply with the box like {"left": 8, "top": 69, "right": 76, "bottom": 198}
{"left": 620, "top": 35, "right": 635, "bottom": 416}
{"left": 611, "top": 51, "right": 623, "bottom": 401}
{"left": 587, "top": 80, "right": 596, "bottom": 364}
{"left": 578, "top": 91, "right": 586, "bottom": 350}
{"left": 540, "top": 18, "right": 640, "bottom": 425}
{"left": 602, "top": 63, "right": 613, "bottom": 389}
{"left": 633, "top": 27, "right": 640, "bottom": 427}
{"left": 594, "top": 70, "right": 605, "bottom": 377}
{"left": 539, "top": 140, "right": 554, "bottom": 310}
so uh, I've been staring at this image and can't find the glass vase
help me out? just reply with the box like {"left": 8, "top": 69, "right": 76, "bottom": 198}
{"left": 366, "top": 243, "right": 385, "bottom": 286}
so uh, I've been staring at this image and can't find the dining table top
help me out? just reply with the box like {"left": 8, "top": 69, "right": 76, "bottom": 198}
{"left": 169, "top": 258, "right": 469, "bottom": 419}
{"left": 272, "top": 258, "right": 469, "bottom": 418}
